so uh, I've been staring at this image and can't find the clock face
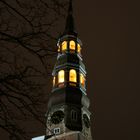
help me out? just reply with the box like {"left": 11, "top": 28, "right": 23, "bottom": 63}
{"left": 83, "top": 114, "right": 90, "bottom": 128}
{"left": 51, "top": 111, "right": 64, "bottom": 124}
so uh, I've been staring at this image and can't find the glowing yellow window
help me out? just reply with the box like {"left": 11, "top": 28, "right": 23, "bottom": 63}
{"left": 69, "top": 69, "right": 77, "bottom": 82}
{"left": 80, "top": 73, "right": 85, "bottom": 87}
{"left": 70, "top": 40, "right": 76, "bottom": 50}
{"left": 62, "top": 41, "right": 67, "bottom": 51}
{"left": 58, "top": 70, "right": 65, "bottom": 83}
{"left": 77, "top": 44, "right": 81, "bottom": 53}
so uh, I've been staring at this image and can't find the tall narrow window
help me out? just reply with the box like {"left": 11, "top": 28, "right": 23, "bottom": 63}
{"left": 77, "top": 44, "right": 81, "bottom": 53}
{"left": 80, "top": 73, "right": 85, "bottom": 87}
{"left": 53, "top": 76, "right": 56, "bottom": 86}
{"left": 71, "top": 110, "right": 77, "bottom": 121}
{"left": 58, "top": 70, "right": 65, "bottom": 83}
{"left": 62, "top": 41, "right": 67, "bottom": 51}
{"left": 69, "top": 69, "right": 77, "bottom": 82}
{"left": 70, "top": 40, "right": 75, "bottom": 50}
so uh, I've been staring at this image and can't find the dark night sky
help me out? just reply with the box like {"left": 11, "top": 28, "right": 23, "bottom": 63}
{"left": 0, "top": 0, "right": 140, "bottom": 140}
{"left": 73, "top": 0, "right": 140, "bottom": 140}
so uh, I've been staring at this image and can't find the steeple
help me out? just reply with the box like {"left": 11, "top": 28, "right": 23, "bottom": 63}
{"left": 32, "top": 1, "right": 93, "bottom": 140}
{"left": 64, "top": 0, "right": 77, "bottom": 36}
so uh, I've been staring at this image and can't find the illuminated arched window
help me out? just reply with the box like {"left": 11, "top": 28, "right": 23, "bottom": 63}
{"left": 77, "top": 44, "right": 81, "bottom": 53}
{"left": 70, "top": 40, "right": 76, "bottom": 50}
{"left": 62, "top": 41, "right": 67, "bottom": 51}
{"left": 58, "top": 70, "right": 65, "bottom": 83}
{"left": 80, "top": 73, "right": 85, "bottom": 87}
{"left": 69, "top": 69, "right": 77, "bottom": 82}
{"left": 53, "top": 76, "right": 56, "bottom": 86}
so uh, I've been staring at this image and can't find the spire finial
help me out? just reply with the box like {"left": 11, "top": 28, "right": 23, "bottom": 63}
{"left": 69, "top": 0, "right": 73, "bottom": 15}
{"left": 63, "top": 0, "right": 77, "bottom": 36}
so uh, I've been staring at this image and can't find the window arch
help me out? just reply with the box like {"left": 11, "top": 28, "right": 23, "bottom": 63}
{"left": 58, "top": 70, "right": 65, "bottom": 83}
{"left": 80, "top": 73, "right": 85, "bottom": 87}
{"left": 62, "top": 41, "right": 67, "bottom": 51}
{"left": 69, "top": 40, "right": 76, "bottom": 50}
{"left": 69, "top": 69, "right": 77, "bottom": 82}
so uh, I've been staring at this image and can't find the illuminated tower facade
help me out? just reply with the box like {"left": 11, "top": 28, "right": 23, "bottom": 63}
{"left": 44, "top": 1, "right": 92, "bottom": 140}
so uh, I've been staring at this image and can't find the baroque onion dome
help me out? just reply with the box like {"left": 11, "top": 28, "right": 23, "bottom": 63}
{"left": 45, "top": 0, "right": 92, "bottom": 140}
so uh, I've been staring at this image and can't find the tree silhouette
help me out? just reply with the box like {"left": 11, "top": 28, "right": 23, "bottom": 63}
{"left": 0, "top": 0, "right": 68, "bottom": 139}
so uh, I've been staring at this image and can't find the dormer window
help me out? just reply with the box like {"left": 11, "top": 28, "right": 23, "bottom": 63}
{"left": 54, "top": 128, "right": 60, "bottom": 135}
{"left": 69, "top": 40, "right": 76, "bottom": 51}
{"left": 69, "top": 69, "right": 77, "bottom": 82}
{"left": 80, "top": 73, "right": 85, "bottom": 88}
{"left": 58, "top": 70, "right": 65, "bottom": 83}
{"left": 62, "top": 41, "right": 67, "bottom": 51}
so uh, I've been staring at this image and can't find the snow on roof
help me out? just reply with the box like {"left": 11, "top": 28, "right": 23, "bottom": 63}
{"left": 32, "top": 135, "right": 45, "bottom": 140}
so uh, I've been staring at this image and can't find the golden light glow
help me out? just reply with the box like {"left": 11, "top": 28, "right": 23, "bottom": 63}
{"left": 62, "top": 41, "right": 67, "bottom": 51}
{"left": 53, "top": 76, "right": 55, "bottom": 86}
{"left": 77, "top": 44, "right": 81, "bottom": 53}
{"left": 58, "top": 45, "right": 60, "bottom": 52}
{"left": 80, "top": 73, "right": 85, "bottom": 87}
{"left": 69, "top": 69, "right": 77, "bottom": 82}
{"left": 70, "top": 40, "right": 75, "bottom": 50}
{"left": 58, "top": 70, "right": 65, "bottom": 83}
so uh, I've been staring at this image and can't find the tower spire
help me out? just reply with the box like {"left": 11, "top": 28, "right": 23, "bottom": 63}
{"left": 64, "top": 0, "right": 77, "bottom": 35}
{"left": 32, "top": 0, "right": 93, "bottom": 139}
{"left": 69, "top": 0, "right": 73, "bottom": 14}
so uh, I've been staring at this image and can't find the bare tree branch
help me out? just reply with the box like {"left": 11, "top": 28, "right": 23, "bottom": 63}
{"left": 0, "top": 0, "right": 69, "bottom": 139}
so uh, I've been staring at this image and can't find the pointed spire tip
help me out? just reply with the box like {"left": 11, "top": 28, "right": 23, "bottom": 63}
{"left": 63, "top": 0, "right": 77, "bottom": 36}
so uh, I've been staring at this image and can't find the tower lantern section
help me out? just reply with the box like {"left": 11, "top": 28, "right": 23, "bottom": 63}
{"left": 52, "top": 34, "right": 86, "bottom": 95}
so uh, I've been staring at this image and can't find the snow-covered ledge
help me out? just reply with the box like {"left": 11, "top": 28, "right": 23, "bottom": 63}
{"left": 32, "top": 135, "right": 45, "bottom": 140}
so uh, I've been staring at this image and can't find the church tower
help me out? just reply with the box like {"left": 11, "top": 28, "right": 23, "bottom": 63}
{"left": 45, "top": 0, "right": 93, "bottom": 140}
